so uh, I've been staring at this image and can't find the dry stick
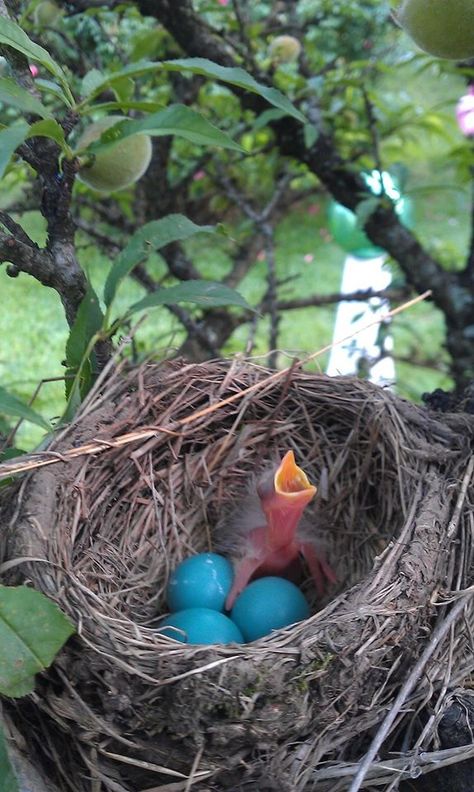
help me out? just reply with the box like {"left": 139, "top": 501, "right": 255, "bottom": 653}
{"left": 0, "top": 290, "right": 432, "bottom": 479}
{"left": 347, "top": 592, "right": 474, "bottom": 792}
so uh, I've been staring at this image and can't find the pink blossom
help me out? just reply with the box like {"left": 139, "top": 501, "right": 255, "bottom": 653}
{"left": 256, "top": 250, "right": 266, "bottom": 262}
{"left": 307, "top": 203, "right": 320, "bottom": 215}
{"left": 456, "top": 87, "right": 474, "bottom": 136}
{"left": 193, "top": 170, "right": 206, "bottom": 181}
{"left": 29, "top": 64, "right": 39, "bottom": 77}
{"left": 303, "top": 253, "right": 314, "bottom": 263}
{"left": 217, "top": 0, "right": 229, "bottom": 5}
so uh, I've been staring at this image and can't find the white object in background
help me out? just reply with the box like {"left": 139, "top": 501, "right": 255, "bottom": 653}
{"left": 326, "top": 254, "right": 396, "bottom": 387}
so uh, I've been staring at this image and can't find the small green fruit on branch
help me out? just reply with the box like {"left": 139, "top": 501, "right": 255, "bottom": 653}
{"left": 33, "top": 0, "right": 63, "bottom": 28}
{"left": 268, "top": 35, "right": 302, "bottom": 64}
{"left": 75, "top": 116, "right": 152, "bottom": 193}
{"left": 396, "top": 0, "right": 474, "bottom": 59}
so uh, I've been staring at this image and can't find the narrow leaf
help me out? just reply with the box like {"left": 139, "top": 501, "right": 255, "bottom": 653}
{"left": 127, "top": 280, "right": 252, "bottom": 315}
{"left": 104, "top": 214, "right": 214, "bottom": 308}
{"left": 0, "top": 385, "right": 50, "bottom": 430}
{"left": 0, "top": 727, "right": 18, "bottom": 792}
{"left": 65, "top": 284, "right": 104, "bottom": 368}
{"left": 85, "top": 105, "right": 243, "bottom": 154}
{"left": 0, "top": 585, "right": 75, "bottom": 698}
{"left": 80, "top": 58, "right": 306, "bottom": 123}
{"left": 0, "top": 76, "right": 51, "bottom": 118}
{"left": 163, "top": 58, "right": 307, "bottom": 123}
{"left": 0, "top": 121, "right": 30, "bottom": 179}
{"left": 0, "top": 18, "right": 73, "bottom": 105}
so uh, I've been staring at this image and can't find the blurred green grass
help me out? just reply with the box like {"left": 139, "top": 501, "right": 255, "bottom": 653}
{"left": 0, "top": 55, "right": 469, "bottom": 449}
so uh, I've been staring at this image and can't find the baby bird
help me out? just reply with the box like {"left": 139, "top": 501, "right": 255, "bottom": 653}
{"left": 217, "top": 450, "right": 336, "bottom": 610}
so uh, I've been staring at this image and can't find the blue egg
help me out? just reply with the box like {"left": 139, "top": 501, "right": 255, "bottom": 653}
{"left": 158, "top": 608, "right": 244, "bottom": 644}
{"left": 230, "top": 577, "right": 311, "bottom": 642}
{"left": 167, "top": 552, "right": 234, "bottom": 613}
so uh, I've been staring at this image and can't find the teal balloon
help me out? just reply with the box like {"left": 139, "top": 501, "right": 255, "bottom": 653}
{"left": 327, "top": 171, "right": 414, "bottom": 259}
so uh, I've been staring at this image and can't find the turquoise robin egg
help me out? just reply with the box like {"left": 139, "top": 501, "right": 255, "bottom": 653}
{"left": 167, "top": 553, "right": 234, "bottom": 613}
{"left": 230, "top": 577, "right": 311, "bottom": 642}
{"left": 158, "top": 608, "right": 244, "bottom": 645}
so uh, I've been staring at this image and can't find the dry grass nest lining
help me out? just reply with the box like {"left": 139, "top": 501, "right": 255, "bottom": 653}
{"left": 1, "top": 357, "right": 474, "bottom": 792}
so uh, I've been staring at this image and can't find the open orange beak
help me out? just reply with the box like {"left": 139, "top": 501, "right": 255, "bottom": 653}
{"left": 274, "top": 450, "right": 317, "bottom": 505}
{"left": 260, "top": 450, "right": 316, "bottom": 548}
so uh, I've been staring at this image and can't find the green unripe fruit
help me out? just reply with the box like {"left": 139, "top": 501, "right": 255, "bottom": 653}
{"left": 269, "top": 35, "right": 302, "bottom": 63}
{"left": 76, "top": 116, "right": 152, "bottom": 193}
{"left": 33, "top": 1, "right": 62, "bottom": 28}
{"left": 397, "top": 0, "right": 474, "bottom": 59}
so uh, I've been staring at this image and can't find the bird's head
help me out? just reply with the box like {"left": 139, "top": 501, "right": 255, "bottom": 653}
{"left": 257, "top": 450, "right": 317, "bottom": 548}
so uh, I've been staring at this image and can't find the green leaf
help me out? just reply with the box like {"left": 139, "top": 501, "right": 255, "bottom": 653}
{"left": 304, "top": 123, "right": 318, "bottom": 148}
{"left": 130, "top": 29, "right": 162, "bottom": 62}
{"left": 0, "top": 726, "right": 18, "bottom": 792}
{"left": 85, "top": 105, "right": 243, "bottom": 154}
{"left": 0, "top": 121, "right": 30, "bottom": 179}
{"left": 0, "top": 76, "right": 52, "bottom": 118}
{"left": 79, "top": 58, "right": 306, "bottom": 123}
{"left": 0, "top": 448, "right": 25, "bottom": 462}
{"left": 0, "top": 385, "right": 50, "bottom": 430}
{"left": 35, "top": 78, "right": 71, "bottom": 106}
{"left": 253, "top": 108, "right": 287, "bottom": 131}
{"left": 87, "top": 100, "right": 164, "bottom": 114}
{"left": 27, "top": 118, "right": 69, "bottom": 154}
{"left": 81, "top": 68, "right": 105, "bottom": 98}
{"left": 163, "top": 58, "right": 307, "bottom": 123}
{"left": 0, "top": 17, "right": 73, "bottom": 105}
{"left": 76, "top": 61, "right": 159, "bottom": 102}
{"left": 112, "top": 76, "right": 134, "bottom": 103}
{"left": 64, "top": 285, "right": 103, "bottom": 408}
{"left": 0, "top": 585, "right": 75, "bottom": 698}
{"left": 104, "top": 214, "right": 214, "bottom": 308}
{"left": 127, "top": 280, "right": 252, "bottom": 316}
{"left": 65, "top": 284, "right": 104, "bottom": 368}
{"left": 66, "top": 283, "right": 104, "bottom": 368}
{"left": 62, "top": 368, "right": 83, "bottom": 423}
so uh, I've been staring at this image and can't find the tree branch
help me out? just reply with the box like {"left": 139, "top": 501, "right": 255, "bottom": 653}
{"left": 141, "top": 0, "right": 459, "bottom": 316}
{"left": 0, "top": 211, "right": 36, "bottom": 247}
{"left": 0, "top": 233, "right": 55, "bottom": 283}
{"left": 273, "top": 286, "right": 412, "bottom": 311}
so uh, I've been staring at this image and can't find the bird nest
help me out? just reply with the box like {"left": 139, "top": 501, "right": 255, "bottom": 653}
{"left": 1, "top": 357, "right": 473, "bottom": 792}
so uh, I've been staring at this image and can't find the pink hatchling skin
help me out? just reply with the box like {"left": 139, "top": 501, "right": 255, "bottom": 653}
{"left": 217, "top": 451, "right": 337, "bottom": 610}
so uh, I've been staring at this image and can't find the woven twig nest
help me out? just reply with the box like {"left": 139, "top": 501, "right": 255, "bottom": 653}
{"left": 1, "top": 358, "right": 473, "bottom": 792}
